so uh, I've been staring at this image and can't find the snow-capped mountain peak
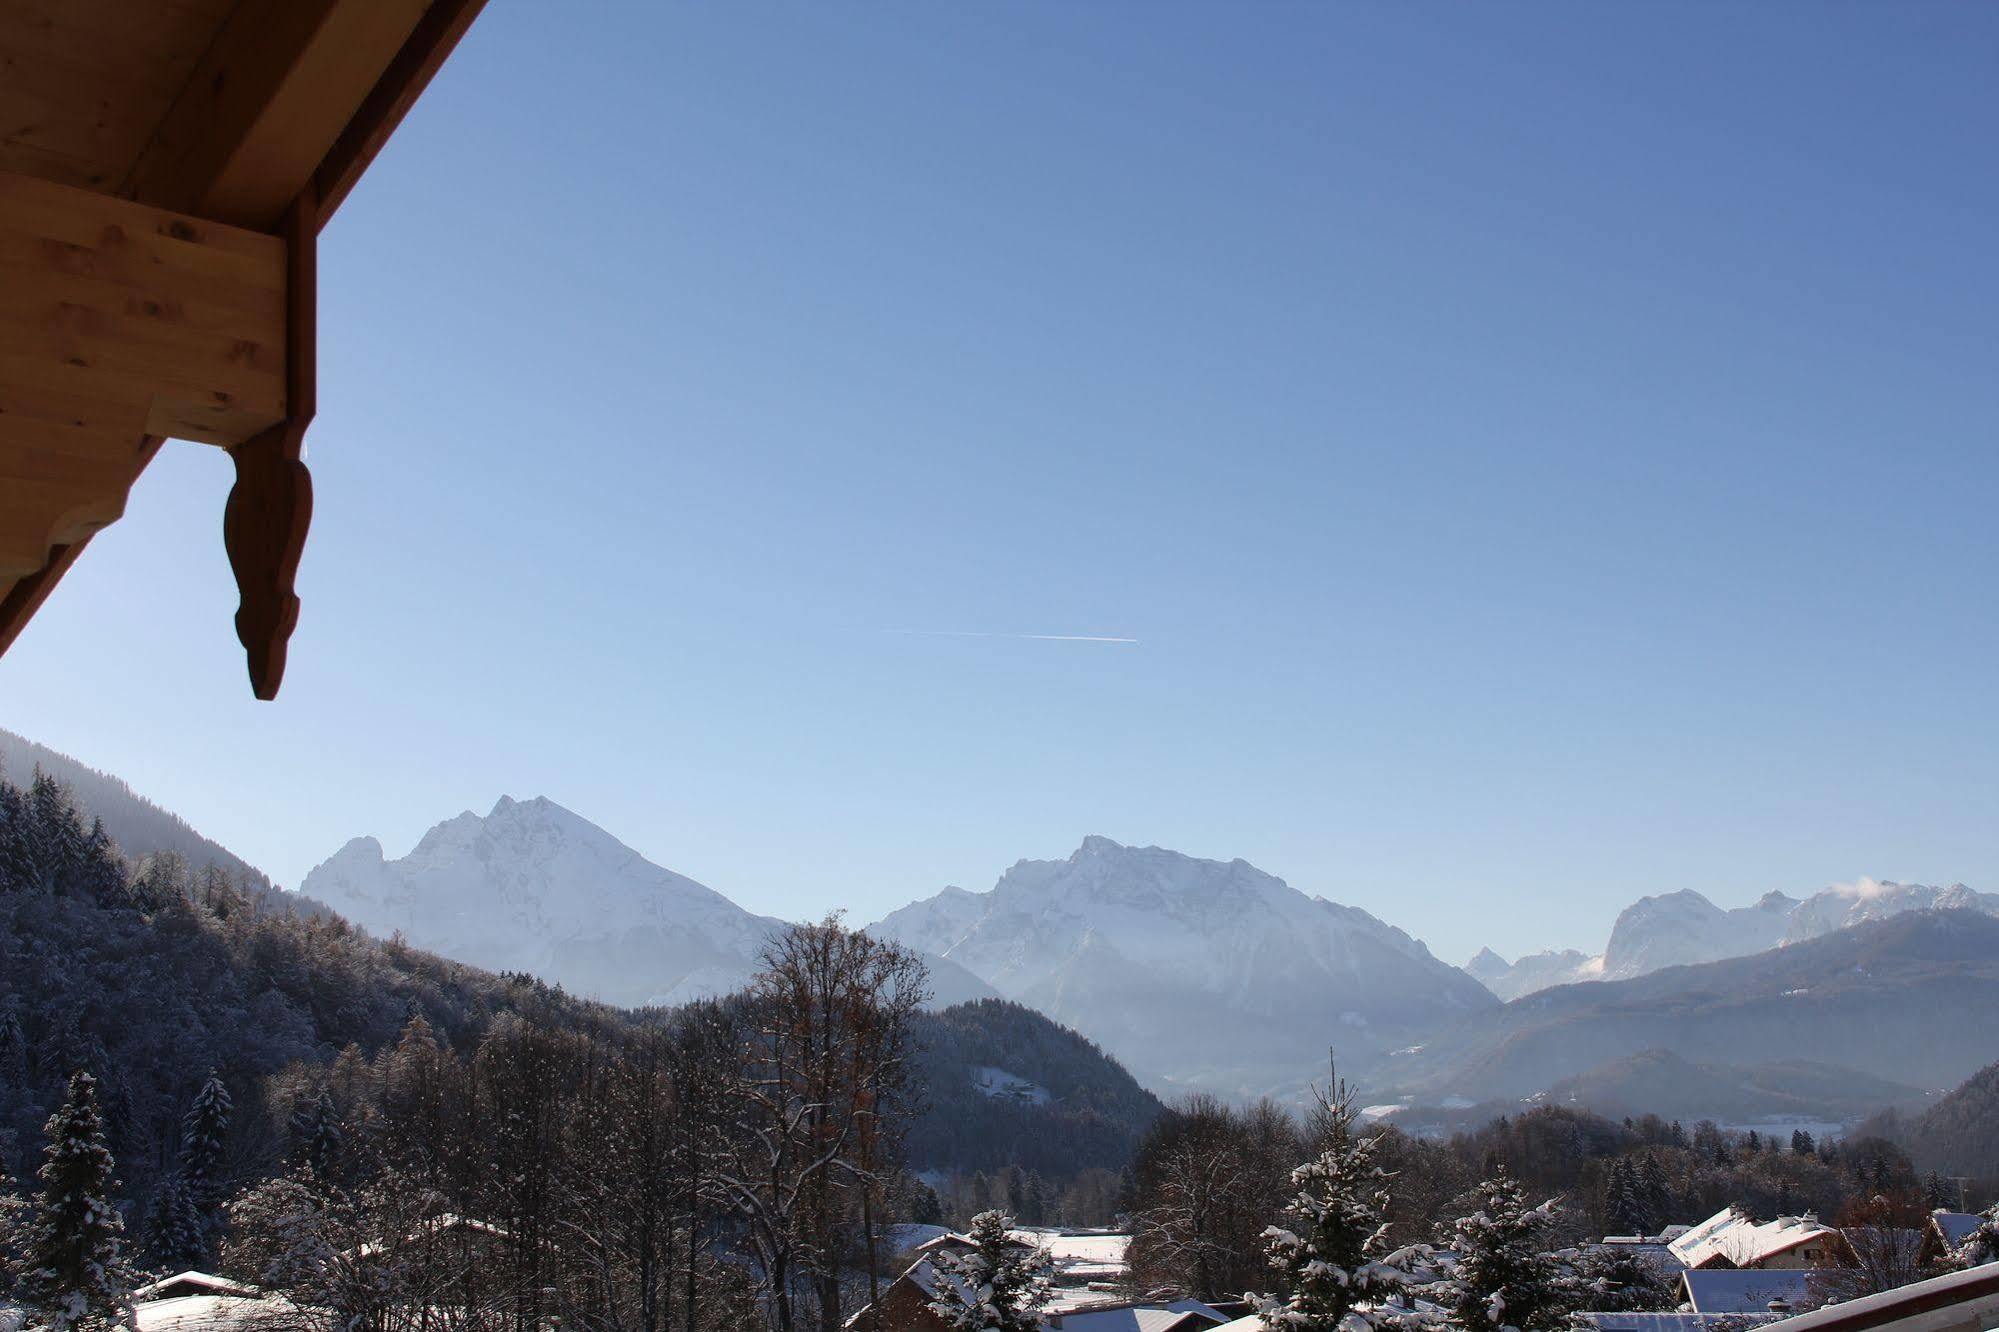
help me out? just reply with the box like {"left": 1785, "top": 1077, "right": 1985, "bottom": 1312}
{"left": 869, "top": 836, "right": 1493, "bottom": 1098}
{"left": 299, "top": 796, "right": 999, "bottom": 1012}
{"left": 298, "top": 795, "right": 776, "bottom": 1007}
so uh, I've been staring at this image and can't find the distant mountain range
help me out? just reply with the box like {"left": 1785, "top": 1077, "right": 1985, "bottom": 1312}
{"left": 297, "top": 795, "right": 997, "bottom": 1011}
{"left": 1467, "top": 881, "right": 1999, "bottom": 1000}
{"left": 1392, "top": 909, "right": 1999, "bottom": 1104}
{"left": 11, "top": 724, "right": 1997, "bottom": 1129}
{"left": 868, "top": 835, "right": 1496, "bottom": 1099}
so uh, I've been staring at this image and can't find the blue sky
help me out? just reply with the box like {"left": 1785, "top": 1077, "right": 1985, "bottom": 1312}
{"left": 4, "top": 2, "right": 1995, "bottom": 963}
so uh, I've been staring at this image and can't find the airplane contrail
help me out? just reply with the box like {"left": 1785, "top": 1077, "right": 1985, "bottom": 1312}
{"left": 889, "top": 630, "right": 1139, "bottom": 644}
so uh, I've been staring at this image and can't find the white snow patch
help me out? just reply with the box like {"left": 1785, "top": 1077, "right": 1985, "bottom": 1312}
{"left": 971, "top": 1066, "right": 1051, "bottom": 1105}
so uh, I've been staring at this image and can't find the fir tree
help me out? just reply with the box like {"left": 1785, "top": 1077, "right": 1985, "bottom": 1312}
{"left": 1437, "top": 1169, "right": 1566, "bottom": 1332}
{"left": 925, "top": 1210, "right": 1053, "bottom": 1332}
{"left": 20, "top": 1071, "right": 134, "bottom": 1331}
{"left": 176, "top": 1073, "right": 232, "bottom": 1204}
{"left": 1638, "top": 1154, "right": 1670, "bottom": 1227}
{"left": 142, "top": 1174, "right": 204, "bottom": 1272}
{"left": 1258, "top": 1077, "right": 1414, "bottom": 1332}
{"left": 288, "top": 1090, "right": 344, "bottom": 1176}
{"left": 78, "top": 821, "right": 126, "bottom": 909}
{"left": 0, "top": 1155, "right": 31, "bottom": 1299}
{"left": 1604, "top": 1159, "right": 1649, "bottom": 1237}
{"left": 0, "top": 780, "right": 32, "bottom": 892}
{"left": 1791, "top": 1130, "right": 1815, "bottom": 1156}
{"left": 0, "top": 1001, "right": 25, "bottom": 1088}
{"left": 1555, "top": 1243, "right": 1676, "bottom": 1315}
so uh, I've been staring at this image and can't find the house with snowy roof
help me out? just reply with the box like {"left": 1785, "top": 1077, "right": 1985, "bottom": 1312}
{"left": 1916, "top": 1210, "right": 1985, "bottom": 1268}
{"left": 1042, "top": 1299, "right": 1227, "bottom": 1332}
{"left": 130, "top": 1293, "right": 303, "bottom": 1332}
{"left": 843, "top": 1242, "right": 1219, "bottom": 1332}
{"left": 1680, "top": 1267, "right": 1820, "bottom": 1316}
{"left": 1668, "top": 1208, "right": 1837, "bottom": 1271}
{"left": 131, "top": 1274, "right": 260, "bottom": 1303}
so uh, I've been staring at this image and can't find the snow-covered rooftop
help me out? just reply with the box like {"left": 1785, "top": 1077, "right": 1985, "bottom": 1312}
{"left": 1044, "top": 1300, "right": 1224, "bottom": 1332}
{"left": 131, "top": 1274, "right": 259, "bottom": 1303}
{"left": 1668, "top": 1208, "right": 1834, "bottom": 1270}
{"left": 133, "top": 1295, "right": 298, "bottom": 1332}
{"left": 1681, "top": 1268, "right": 1819, "bottom": 1315}
{"left": 1931, "top": 1210, "right": 1983, "bottom": 1248}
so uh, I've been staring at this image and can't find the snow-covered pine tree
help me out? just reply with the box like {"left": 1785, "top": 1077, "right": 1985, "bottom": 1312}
{"left": 20, "top": 1071, "right": 135, "bottom": 1331}
{"left": 925, "top": 1210, "right": 1053, "bottom": 1332}
{"left": 1603, "top": 1160, "right": 1648, "bottom": 1238}
{"left": 1257, "top": 1074, "right": 1416, "bottom": 1332}
{"left": 142, "top": 1174, "right": 205, "bottom": 1272}
{"left": 1436, "top": 1168, "right": 1566, "bottom": 1332}
{"left": 77, "top": 820, "right": 126, "bottom": 909}
{"left": 177, "top": 1073, "right": 232, "bottom": 1202}
{"left": 0, "top": 1155, "right": 31, "bottom": 1299}
{"left": 288, "top": 1090, "right": 343, "bottom": 1176}
{"left": 0, "top": 780, "right": 30, "bottom": 893}
{"left": 1554, "top": 1243, "right": 1676, "bottom": 1315}
{"left": 1637, "top": 1155, "right": 1671, "bottom": 1227}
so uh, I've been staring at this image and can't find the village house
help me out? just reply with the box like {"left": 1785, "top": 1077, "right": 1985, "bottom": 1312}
{"left": 1916, "top": 1211, "right": 1985, "bottom": 1269}
{"left": 131, "top": 1274, "right": 261, "bottom": 1304}
{"left": 846, "top": 1227, "right": 1223, "bottom": 1332}
{"left": 1669, "top": 1208, "right": 1838, "bottom": 1271}
{"left": 1680, "top": 1268, "right": 1819, "bottom": 1317}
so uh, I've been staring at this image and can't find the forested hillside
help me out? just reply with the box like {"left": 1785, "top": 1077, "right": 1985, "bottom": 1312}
{"left": 907, "top": 998, "right": 1163, "bottom": 1223}
{"left": 1867, "top": 1060, "right": 1999, "bottom": 1196}
{"left": 0, "top": 728, "right": 268, "bottom": 887}
{"left": 0, "top": 762, "right": 627, "bottom": 1215}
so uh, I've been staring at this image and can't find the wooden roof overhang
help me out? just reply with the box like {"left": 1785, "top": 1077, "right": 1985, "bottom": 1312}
{"left": 0, "top": 0, "right": 487, "bottom": 697}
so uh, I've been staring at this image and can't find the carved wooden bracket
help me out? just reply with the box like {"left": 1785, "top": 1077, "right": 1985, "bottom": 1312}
{"left": 223, "top": 190, "right": 317, "bottom": 699}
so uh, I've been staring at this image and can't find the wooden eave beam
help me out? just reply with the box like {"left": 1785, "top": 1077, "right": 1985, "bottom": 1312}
{"left": 120, "top": 0, "right": 432, "bottom": 231}
{"left": 313, "top": 0, "right": 489, "bottom": 227}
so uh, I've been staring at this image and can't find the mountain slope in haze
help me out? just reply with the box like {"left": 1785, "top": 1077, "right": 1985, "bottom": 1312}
{"left": 1470, "top": 880, "right": 1999, "bottom": 1000}
{"left": 1873, "top": 1061, "right": 1999, "bottom": 1182}
{"left": 0, "top": 726, "right": 267, "bottom": 885}
{"left": 871, "top": 835, "right": 1496, "bottom": 1099}
{"left": 300, "top": 796, "right": 997, "bottom": 1010}
{"left": 1386, "top": 910, "right": 1999, "bottom": 1103}
{"left": 1540, "top": 1049, "right": 1926, "bottom": 1124}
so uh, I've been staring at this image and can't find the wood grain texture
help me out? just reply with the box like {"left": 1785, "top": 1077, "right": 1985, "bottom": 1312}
{"left": 0, "top": 171, "right": 285, "bottom": 576}
{"left": 121, "top": 0, "right": 429, "bottom": 230}
{"left": 0, "top": 0, "right": 231, "bottom": 189}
